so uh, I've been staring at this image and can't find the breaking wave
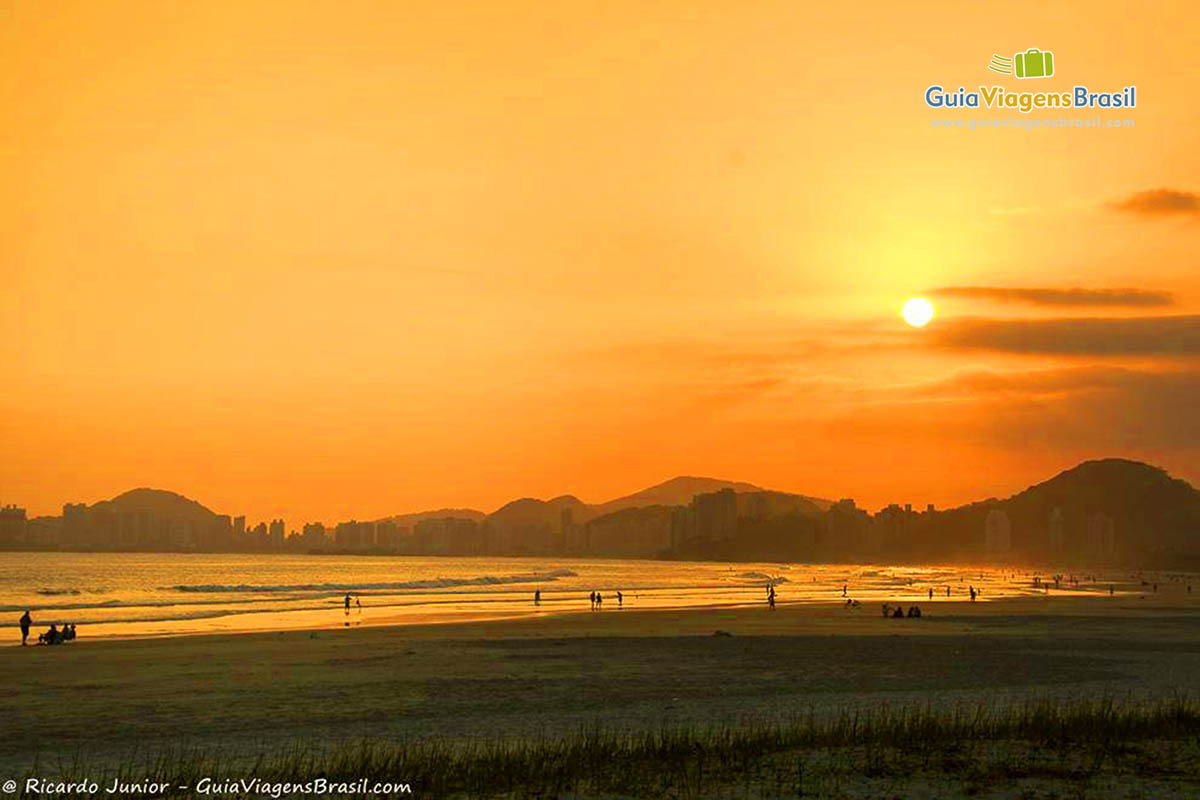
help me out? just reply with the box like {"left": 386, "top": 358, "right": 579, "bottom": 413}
{"left": 164, "top": 569, "right": 579, "bottom": 594}
{"left": 735, "top": 571, "right": 789, "bottom": 585}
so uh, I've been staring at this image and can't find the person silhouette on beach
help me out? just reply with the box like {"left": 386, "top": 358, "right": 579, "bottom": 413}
{"left": 534, "top": 589, "right": 541, "bottom": 606}
{"left": 356, "top": 596, "right": 362, "bottom": 612}
{"left": 969, "top": 586, "right": 976, "bottom": 602}
{"left": 596, "top": 592, "right": 603, "bottom": 609}
{"left": 344, "top": 594, "right": 351, "bottom": 614}
{"left": 616, "top": 591, "right": 623, "bottom": 607}
{"left": 589, "top": 591, "right": 596, "bottom": 610}
{"left": 946, "top": 586, "right": 950, "bottom": 598}
{"left": 928, "top": 588, "right": 933, "bottom": 601}
{"left": 19, "top": 610, "right": 31, "bottom": 646}
{"left": 842, "top": 584, "right": 847, "bottom": 597}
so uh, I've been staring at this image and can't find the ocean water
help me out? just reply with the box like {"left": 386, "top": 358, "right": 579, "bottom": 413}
{"left": 1, "top": 553, "right": 1072, "bottom": 640}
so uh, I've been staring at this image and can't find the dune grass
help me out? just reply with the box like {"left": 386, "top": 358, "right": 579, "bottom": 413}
{"left": 19, "top": 696, "right": 1200, "bottom": 798}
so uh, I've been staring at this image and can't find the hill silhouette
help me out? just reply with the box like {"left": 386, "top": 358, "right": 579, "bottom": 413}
{"left": 593, "top": 476, "right": 764, "bottom": 516}
{"left": 375, "top": 476, "right": 809, "bottom": 527}
{"left": 998, "top": 458, "right": 1200, "bottom": 559}
{"left": 17, "top": 459, "right": 1197, "bottom": 565}
{"left": 89, "top": 488, "right": 219, "bottom": 524}
{"left": 489, "top": 495, "right": 589, "bottom": 523}
{"left": 376, "top": 508, "right": 486, "bottom": 526}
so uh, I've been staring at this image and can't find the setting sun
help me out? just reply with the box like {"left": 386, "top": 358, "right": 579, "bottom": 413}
{"left": 901, "top": 297, "right": 935, "bottom": 328}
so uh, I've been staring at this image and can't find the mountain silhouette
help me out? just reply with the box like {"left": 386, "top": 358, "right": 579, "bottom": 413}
{"left": 20, "top": 459, "right": 1198, "bottom": 565}
{"left": 997, "top": 458, "right": 1200, "bottom": 558}
{"left": 376, "top": 476, "right": 797, "bottom": 526}
{"left": 89, "top": 488, "right": 219, "bottom": 524}
{"left": 376, "top": 508, "right": 486, "bottom": 526}
{"left": 593, "top": 476, "right": 764, "bottom": 515}
{"left": 490, "top": 494, "right": 588, "bottom": 521}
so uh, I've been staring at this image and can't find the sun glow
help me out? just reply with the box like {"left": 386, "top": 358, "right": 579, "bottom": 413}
{"left": 901, "top": 297, "right": 935, "bottom": 327}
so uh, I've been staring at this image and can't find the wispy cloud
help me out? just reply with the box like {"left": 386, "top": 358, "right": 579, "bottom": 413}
{"left": 912, "top": 365, "right": 1142, "bottom": 397}
{"left": 929, "top": 315, "right": 1200, "bottom": 358}
{"left": 1109, "top": 188, "right": 1200, "bottom": 216}
{"left": 928, "top": 286, "right": 1174, "bottom": 308}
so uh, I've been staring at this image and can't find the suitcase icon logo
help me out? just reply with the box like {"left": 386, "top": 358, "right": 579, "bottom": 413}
{"left": 988, "top": 49, "right": 1055, "bottom": 79}
{"left": 1014, "top": 48, "right": 1054, "bottom": 79}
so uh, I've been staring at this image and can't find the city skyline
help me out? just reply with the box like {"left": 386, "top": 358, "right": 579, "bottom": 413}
{"left": 2, "top": 458, "right": 1196, "bottom": 571}
{"left": 1, "top": 452, "right": 1187, "bottom": 525}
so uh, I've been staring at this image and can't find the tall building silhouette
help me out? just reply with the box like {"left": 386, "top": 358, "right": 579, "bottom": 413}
{"left": 0, "top": 505, "right": 27, "bottom": 546}
{"left": 984, "top": 508, "right": 1012, "bottom": 553}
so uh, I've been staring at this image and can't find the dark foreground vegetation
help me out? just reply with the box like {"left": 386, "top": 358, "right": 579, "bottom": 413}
{"left": 17, "top": 696, "right": 1200, "bottom": 798}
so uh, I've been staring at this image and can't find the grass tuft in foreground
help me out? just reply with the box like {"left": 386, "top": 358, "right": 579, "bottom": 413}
{"left": 20, "top": 696, "right": 1200, "bottom": 798}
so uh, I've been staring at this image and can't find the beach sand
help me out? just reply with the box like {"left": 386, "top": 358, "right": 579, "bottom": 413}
{"left": 2, "top": 591, "right": 1199, "bottom": 779}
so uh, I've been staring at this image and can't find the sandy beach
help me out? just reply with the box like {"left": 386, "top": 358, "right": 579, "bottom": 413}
{"left": 3, "top": 589, "right": 1199, "bottom": 777}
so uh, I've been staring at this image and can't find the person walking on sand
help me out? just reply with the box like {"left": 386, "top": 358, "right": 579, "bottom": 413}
{"left": 928, "top": 588, "right": 933, "bottom": 601}
{"left": 534, "top": 589, "right": 541, "bottom": 606}
{"left": 344, "top": 593, "right": 351, "bottom": 614}
{"left": 356, "top": 596, "right": 362, "bottom": 612}
{"left": 969, "top": 586, "right": 976, "bottom": 602}
{"left": 616, "top": 591, "right": 623, "bottom": 607}
{"left": 19, "top": 609, "right": 32, "bottom": 646}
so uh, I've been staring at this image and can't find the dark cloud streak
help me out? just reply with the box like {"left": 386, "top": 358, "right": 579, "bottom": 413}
{"left": 930, "top": 315, "right": 1200, "bottom": 357}
{"left": 1109, "top": 188, "right": 1200, "bottom": 215}
{"left": 928, "top": 286, "right": 1174, "bottom": 308}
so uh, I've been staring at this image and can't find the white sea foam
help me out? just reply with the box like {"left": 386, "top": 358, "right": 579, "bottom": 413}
{"left": 735, "top": 571, "right": 789, "bottom": 585}
{"left": 165, "top": 568, "right": 578, "bottom": 594}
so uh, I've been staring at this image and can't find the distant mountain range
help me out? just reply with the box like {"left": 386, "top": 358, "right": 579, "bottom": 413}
{"left": 11, "top": 459, "right": 1200, "bottom": 566}
{"left": 377, "top": 475, "right": 830, "bottom": 527}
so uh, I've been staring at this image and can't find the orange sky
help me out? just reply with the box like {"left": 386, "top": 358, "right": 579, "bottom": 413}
{"left": 2, "top": 1, "right": 1198, "bottom": 524}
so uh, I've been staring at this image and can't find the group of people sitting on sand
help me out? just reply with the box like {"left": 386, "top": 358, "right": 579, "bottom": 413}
{"left": 18, "top": 610, "right": 78, "bottom": 646}
{"left": 881, "top": 603, "right": 922, "bottom": 618}
{"left": 38, "top": 623, "right": 77, "bottom": 645}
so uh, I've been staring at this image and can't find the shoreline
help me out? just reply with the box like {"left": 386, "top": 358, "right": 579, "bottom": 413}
{"left": 7, "top": 587, "right": 1189, "bottom": 648}
{"left": 5, "top": 552, "right": 1167, "bottom": 645}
